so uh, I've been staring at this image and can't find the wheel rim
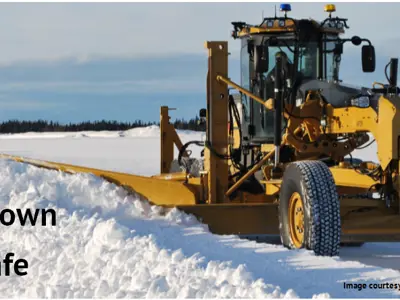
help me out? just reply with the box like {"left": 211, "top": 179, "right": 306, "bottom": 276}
{"left": 288, "top": 192, "right": 304, "bottom": 248}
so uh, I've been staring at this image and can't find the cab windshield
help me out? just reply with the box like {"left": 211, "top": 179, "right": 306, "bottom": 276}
{"left": 298, "top": 43, "right": 319, "bottom": 79}
{"left": 262, "top": 39, "right": 319, "bottom": 86}
{"left": 261, "top": 39, "right": 319, "bottom": 99}
{"left": 240, "top": 37, "right": 320, "bottom": 142}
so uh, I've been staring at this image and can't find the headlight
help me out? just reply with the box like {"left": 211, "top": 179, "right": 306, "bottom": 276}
{"left": 351, "top": 96, "right": 370, "bottom": 108}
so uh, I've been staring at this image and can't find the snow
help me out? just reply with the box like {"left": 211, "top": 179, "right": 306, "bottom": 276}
{"left": 0, "top": 126, "right": 204, "bottom": 176}
{"left": 0, "top": 127, "right": 398, "bottom": 298}
{"left": 0, "top": 159, "right": 295, "bottom": 298}
{"left": 0, "top": 125, "right": 201, "bottom": 140}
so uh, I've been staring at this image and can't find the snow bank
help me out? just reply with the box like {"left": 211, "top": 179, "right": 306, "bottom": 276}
{"left": 0, "top": 126, "right": 205, "bottom": 141}
{"left": 123, "top": 125, "right": 160, "bottom": 138}
{"left": 0, "top": 159, "right": 295, "bottom": 298}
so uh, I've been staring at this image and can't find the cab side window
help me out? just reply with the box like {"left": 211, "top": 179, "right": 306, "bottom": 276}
{"left": 240, "top": 41, "right": 251, "bottom": 122}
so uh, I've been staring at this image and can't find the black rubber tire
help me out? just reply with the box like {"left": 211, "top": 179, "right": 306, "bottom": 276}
{"left": 279, "top": 160, "right": 341, "bottom": 256}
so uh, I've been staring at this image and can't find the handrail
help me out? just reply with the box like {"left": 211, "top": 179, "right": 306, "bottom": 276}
{"left": 216, "top": 75, "right": 273, "bottom": 110}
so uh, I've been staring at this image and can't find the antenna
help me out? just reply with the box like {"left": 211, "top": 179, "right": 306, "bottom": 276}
{"left": 274, "top": 5, "right": 277, "bottom": 18}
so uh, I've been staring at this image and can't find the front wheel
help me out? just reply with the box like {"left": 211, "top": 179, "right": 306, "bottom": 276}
{"left": 279, "top": 160, "right": 341, "bottom": 256}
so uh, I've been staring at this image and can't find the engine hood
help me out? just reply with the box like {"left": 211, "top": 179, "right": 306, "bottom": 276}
{"left": 297, "top": 79, "right": 375, "bottom": 108}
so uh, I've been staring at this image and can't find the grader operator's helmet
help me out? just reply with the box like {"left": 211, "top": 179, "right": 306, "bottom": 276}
{"left": 275, "top": 51, "right": 291, "bottom": 74}
{"left": 275, "top": 51, "right": 288, "bottom": 61}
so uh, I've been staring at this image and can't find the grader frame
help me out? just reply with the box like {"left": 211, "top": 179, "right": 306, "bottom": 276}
{"left": 3, "top": 40, "right": 400, "bottom": 251}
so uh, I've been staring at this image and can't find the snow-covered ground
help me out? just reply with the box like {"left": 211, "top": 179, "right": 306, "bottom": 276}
{"left": 0, "top": 126, "right": 202, "bottom": 176}
{"left": 0, "top": 126, "right": 399, "bottom": 298}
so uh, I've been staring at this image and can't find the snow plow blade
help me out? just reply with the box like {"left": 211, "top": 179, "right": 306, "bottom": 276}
{"left": 0, "top": 154, "right": 199, "bottom": 206}
{"left": 0, "top": 154, "right": 282, "bottom": 236}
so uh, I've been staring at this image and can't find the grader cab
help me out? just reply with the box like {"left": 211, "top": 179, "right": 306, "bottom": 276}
{"left": 4, "top": 4, "right": 400, "bottom": 256}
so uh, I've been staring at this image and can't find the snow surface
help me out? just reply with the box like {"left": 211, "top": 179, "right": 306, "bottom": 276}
{"left": 0, "top": 126, "right": 203, "bottom": 176}
{"left": 0, "top": 127, "right": 398, "bottom": 298}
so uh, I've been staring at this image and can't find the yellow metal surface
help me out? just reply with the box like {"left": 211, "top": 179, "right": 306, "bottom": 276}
{"left": 204, "top": 41, "right": 229, "bottom": 203}
{"left": 265, "top": 98, "right": 274, "bottom": 110}
{"left": 326, "top": 96, "right": 400, "bottom": 170}
{"left": 266, "top": 185, "right": 280, "bottom": 196}
{"left": 232, "top": 192, "right": 273, "bottom": 203}
{"left": 237, "top": 20, "right": 296, "bottom": 37}
{"left": 225, "top": 147, "right": 276, "bottom": 197}
{"left": 326, "top": 104, "right": 377, "bottom": 134}
{"left": 160, "top": 106, "right": 188, "bottom": 174}
{"left": 341, "top": 209, "right": 400, "bottom": 235}
{"left": 285, "top": 132, "right": 362, "bottom": 161}
{"left": 288, "top": 192, "right": 304, "bottom": 248}
{"left": 173, "top": 201, "right": 400, "bottom": 239}
{"left": 237, "top": 18, "right": 343, "bottom": 38}
{"left": 175, "top": 203, "right": 280, "bottom": 235}
{"left": 260, "top": 164, "right": 282, "bottom": 193}
{"left": 151, "top": 172, "right": 188, "bottom": 181}
{"left": 260, "top": 144, "right": 275, "bottom": 153}
{"left": 377, "top": 95, "right": 400, "bottom": 170}
{"left": 284, "top": 95, "right": 364, "bottom": 160}
{"left": 0, "top": 154, "right": 200, "bottom": 206}
{"left": 340, "top": 197, "right": 386, "bottom": 208}
{"left": 284, "top": 94, "right": 400, "bottom": 171}
{"left": 330, "top": 167, "right": 378, "bottom": 189}
{"left": 160, "top": 106, "right": 174, "bottom": 173}
{"left": 232, "top": 125, "right": 241, "bottom": 149}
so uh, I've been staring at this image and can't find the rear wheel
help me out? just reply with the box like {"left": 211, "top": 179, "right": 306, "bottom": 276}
{"left": 279, "top": 160, "right": 341, "bottom": 256}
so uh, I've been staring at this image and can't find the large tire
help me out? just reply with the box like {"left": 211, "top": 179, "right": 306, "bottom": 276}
{"left": 279, "top": 160, "right": 341, "bottom": 256}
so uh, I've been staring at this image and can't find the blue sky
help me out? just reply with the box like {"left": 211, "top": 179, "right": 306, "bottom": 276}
{"left": 1, "top": 2, "right": 400, "bottom": 123}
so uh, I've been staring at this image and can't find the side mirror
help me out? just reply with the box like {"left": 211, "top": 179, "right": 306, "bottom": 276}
{"left": 254, "top": 45, "right": 269, "bottom": 74}
{"left": 362, "top": 45, "right": 375, "bottom": 73}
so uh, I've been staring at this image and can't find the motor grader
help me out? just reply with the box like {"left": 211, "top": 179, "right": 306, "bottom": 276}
{"left": 3, "top": 4, "right": 400, "bottom": 256}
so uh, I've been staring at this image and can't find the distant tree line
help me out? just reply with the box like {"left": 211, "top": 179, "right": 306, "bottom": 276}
{"left": 0, "top": 117, "right": 205, "bottom": 133}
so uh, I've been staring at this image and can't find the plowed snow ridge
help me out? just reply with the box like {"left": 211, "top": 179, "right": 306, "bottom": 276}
{"left": 0, "top": 159, "right": 298, "bottom": 298}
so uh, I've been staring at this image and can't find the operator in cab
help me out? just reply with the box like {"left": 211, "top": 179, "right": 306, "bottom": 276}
{"left": 265, "top": 51, "right": 295, "bottom": 102}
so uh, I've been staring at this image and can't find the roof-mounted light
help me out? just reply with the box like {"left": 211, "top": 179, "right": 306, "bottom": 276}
{"left": 280, "top": 3, "right": 291, "bottom": 18}
{"left": 280, "top": 3, "right": 291, "bottom": 12}
{"left": 324, "top": 4, "right": 336, "bottom": 17}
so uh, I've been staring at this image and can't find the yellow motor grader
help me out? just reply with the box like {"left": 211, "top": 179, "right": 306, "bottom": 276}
{"left": 4, "top": 4, "right": 400, "bottom": 256}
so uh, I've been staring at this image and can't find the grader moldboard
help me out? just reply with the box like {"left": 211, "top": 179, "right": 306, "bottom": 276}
{"left": 4, "top": 3, "right": 400, "bottom": 256}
